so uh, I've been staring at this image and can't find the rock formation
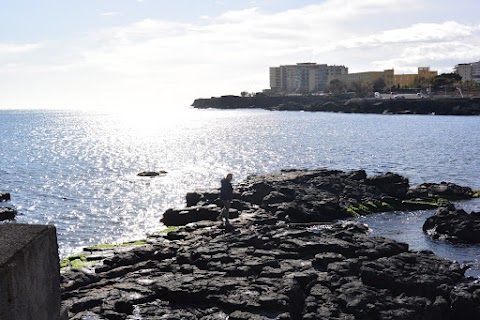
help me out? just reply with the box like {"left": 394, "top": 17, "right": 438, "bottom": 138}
{"left": 162, "top": 169, "right": 475, "bottom": 226}
{"left": 0, "top": 192, "right": 11, "bottom": 202}
{"left": 192, "top": 96, "right": 480, "bottom": 116}
{"left": 423, "top": 203, "right": 480, "bottom": 244}
{"left": 60, "top": 169, "right": 480, "bottom": 319}
{"left": 0, "top": 192, "right": 17, "bottom": 221}
{"left": 137, "top": 171, "right": 167, "bottom": 177}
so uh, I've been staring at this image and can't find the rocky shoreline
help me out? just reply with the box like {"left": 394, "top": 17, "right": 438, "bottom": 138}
{"left": 162, "top": 169, "right": 475, "bottom": 226}
{"left": 60, "top": 169, "right": 480, "bottom": 319}
{"left": 192, "top": 96, "right": 480, "bottom": 115}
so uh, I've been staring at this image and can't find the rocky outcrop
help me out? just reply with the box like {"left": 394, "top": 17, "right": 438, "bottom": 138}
{"left": 423, "top": 203, "right": 480, "bottom": 244}
{"left": 0, "top": 192, "right": 11, "bottom": 202}
{"left": 408, "top": 182, "right": 475, "bottom": 199}
{"left": 162, "top": 169, "right": 475, "bottom": 226}
{"left": 60, "top": 169, "right": 480, "bottom": 319}
{"left": 162, "top": 204, "right": 240, "bottom": 226}
{"left": 0, "top": 192, "right": 16, "bottom": 221}
{"left": 192, "top": 96, "right": 480, "bottom": 115}
{"left": 0, "top": 207, "right": 17, "bottom": 221}
{"left": 61, "top": 219, "right": 479, "bottom": 319}
{"left": 137, "top": 171, "right": 167, "bottom": 177}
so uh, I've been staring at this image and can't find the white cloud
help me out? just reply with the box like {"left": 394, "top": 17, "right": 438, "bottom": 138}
{"left": 372, "top": 41, "right": 480, "bottom": 73}
{"left": 218, "top": 7, "right": 261, "bottom": 21}
{"left": 0, "top": 42, "right": 43, "bottom": 55}
{"left": 101, "top": 12, "right": 121, "bottom": 17}
{"left": 341, "top": 21, "right": 479, "bottom": 48}
{"left": 1, "top": 0, "right": 480, "bottom": 110}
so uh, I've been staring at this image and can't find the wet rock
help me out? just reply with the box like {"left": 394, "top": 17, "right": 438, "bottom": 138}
{"left": 423, "top": 204, "right": 480, "bottom": 244}
{"left": 408, "top": 182, "right": 474, "bottom": 199}
{"left": 186, "top": 192, "right": 202, "bottom": 207}
{"left": 347, "top": 170, "right": 367, "bottom": 181}
{"left": 0, "top": 206, "right": 17, "bottom": 221}
{"left": 61, "top": 168, "right": 480, "bottom": 319}
{"left": 137, "top": 171, "right": 167, "bottom": 177}
{"left": 0, "top": 192, "right": 11, "bottom": 202}
{"left": 450, "top": 282, "right": 480, "bottom": 319}
{"left": 366, "top": 172, "right": 410, "bottom": 199}
{"left": 161, "top": 169, "right": 476, "bottom": 227}
{"left": 162, "top": 205, "right": 239, "bottom": 226}
{"left": 61, "top": 218, "right": 478, "bottom": 319}
{"left": 0, "top": 192, "right": 16, "bottom": 221}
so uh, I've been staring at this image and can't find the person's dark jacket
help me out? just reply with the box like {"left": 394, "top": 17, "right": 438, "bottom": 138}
{"left": 220, "top": 178, "right": 233, "bottom": 200}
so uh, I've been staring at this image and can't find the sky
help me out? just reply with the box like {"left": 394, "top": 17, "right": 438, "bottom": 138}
{"left": 0, "top": 0, "right": 479, "bottom": 111}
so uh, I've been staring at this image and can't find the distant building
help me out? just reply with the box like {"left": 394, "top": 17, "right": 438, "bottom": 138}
{"left": 455, "top": 63, "right": 473, "bottom": 81}
{"left": 268, "top": 63, "right": 459, "bottom": 95}
{"left": 335, "top": 69, "right": 395, "bottom": 89}
{"left": 473, "top": 61, "right": 480, "bottom": 83}
{"left": 418, "top": 67, "right": 438, "bottom": 79}
{"left": 456, "top": 61, "right": 480, "bottom": 83}
{"left": 269, "top": 63, "right": 348, "bottom": 94}
{"left": 394, "top": 67, "right": 438, "bottom": 88}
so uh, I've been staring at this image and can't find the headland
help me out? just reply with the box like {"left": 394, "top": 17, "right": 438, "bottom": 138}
{"left": 192, "top": 96, "right": 480, "bottom": 115}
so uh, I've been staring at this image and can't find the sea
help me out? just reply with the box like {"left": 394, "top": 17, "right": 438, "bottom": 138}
{"left": 1, "top": 108, "right": 479, "bottom": 276}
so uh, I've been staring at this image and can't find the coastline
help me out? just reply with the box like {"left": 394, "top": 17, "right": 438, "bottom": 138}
{"left": 192, "top": 96, "right": 480, "bottom": 115}
{"left": 61, "top": 168, "right": 480, "bottom": 319}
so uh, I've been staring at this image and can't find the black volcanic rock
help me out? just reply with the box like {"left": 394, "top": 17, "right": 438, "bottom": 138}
{"left": 192, "top": 96, "right": 480, "bottom": 115}
{"left": 61, "top": 168, "right": 480, "bottom": 319}
{"left": 408, "top": 182, "right": 474, "bottom": 199}
{"left": 0, "top": 192, "right": 11, "bottom": 202}
{"left": 162, "top": 205, "right": 239, "bottom": 226}
{"left": 423, "top": 203, "right": 480, "bottom": 244}
{"left": 0, "top": 207, "right": 16, "bottom": 221}
{"left": 0, "top": 192, "right": 16, "bottom": 221}
{"left": 365, "top": 172, "right": 410, "bottom": 199}
{"left": 137, "top": 170, "right": 167, "bottom": 177}
{"left": 161, "top": 168, "right": 475, "bottom": 226}
{"left": 61, "top": 219, "right": 479, "bottom": 319}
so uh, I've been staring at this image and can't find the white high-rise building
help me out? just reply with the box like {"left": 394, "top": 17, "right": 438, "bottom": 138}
{"left": 455, "top": 61, "right": 480, "bottom": 84}
{"left": 269, "top": 63, "right": 348, "bottom": 94}
{"left": 471, "top": 61, "right": 480, "bottom": 83}
{"left": 455, "top": 63, "right": 473, "bottom": 81}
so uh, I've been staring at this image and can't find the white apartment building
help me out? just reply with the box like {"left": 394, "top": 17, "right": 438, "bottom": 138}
{"left": 270, "top": 63, "right": 348, "bottom": 94}
{"left": 455, "top": 61, "right": 480, "bottom": 84}
{"left": 472, "top": 61, "right": 480, "bottom": 83}
{"left": 455, "top": 63, "right": 473, "bottom": 81}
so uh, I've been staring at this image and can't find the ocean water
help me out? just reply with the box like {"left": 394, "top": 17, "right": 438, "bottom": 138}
{"left": 1, "top": 108, "right": 479, "bottom": 268}
{"left": 359, "top": 198, "right": 480, "bottom": 278}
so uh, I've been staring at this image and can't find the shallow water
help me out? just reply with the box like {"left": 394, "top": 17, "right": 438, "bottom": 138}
{"left": 358, "top": 198, "right": 480, "bottom": 278}
{"left": 1, "top": 108, "right": 479, "bottom": 260}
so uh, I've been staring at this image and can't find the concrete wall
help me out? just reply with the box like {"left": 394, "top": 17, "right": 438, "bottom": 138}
{"left": 0, "top": 224, "right": 61, "bottom": 320}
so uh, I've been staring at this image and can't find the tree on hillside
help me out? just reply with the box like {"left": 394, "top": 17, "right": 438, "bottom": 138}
{"left": 413, "top": 76, "right": 430, "bottom": 89}
{"left": 462, "top": 80, "right": 480, "bottom": 92}
{"left": 328, "top": 79, "right": 346, "bottom": 95}
{"left": 430, "top": 73, "right": 462, "bottom": 89}
{"left": 373, "top": 77, "right": 387, "bottom": 92}
{"left": 349, "top": 81, "right": 373, "bottom": 98}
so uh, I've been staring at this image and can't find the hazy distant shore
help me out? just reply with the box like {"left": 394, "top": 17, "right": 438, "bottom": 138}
{"left": 192, "top": 95, "right": 480, "bottom": 115}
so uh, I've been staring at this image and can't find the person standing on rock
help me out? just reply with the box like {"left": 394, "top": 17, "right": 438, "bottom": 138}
{"left": 219, "top": 173, "right": 233, "bottom": 226}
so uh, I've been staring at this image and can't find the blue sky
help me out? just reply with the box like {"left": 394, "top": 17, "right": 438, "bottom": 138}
{"left": 1, "top": 0, "right": 479, "bottom": 111}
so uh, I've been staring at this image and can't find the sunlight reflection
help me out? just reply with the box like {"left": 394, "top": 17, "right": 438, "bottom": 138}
{"left": 4, "top": 109, "right": 480, "bottom": 260}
